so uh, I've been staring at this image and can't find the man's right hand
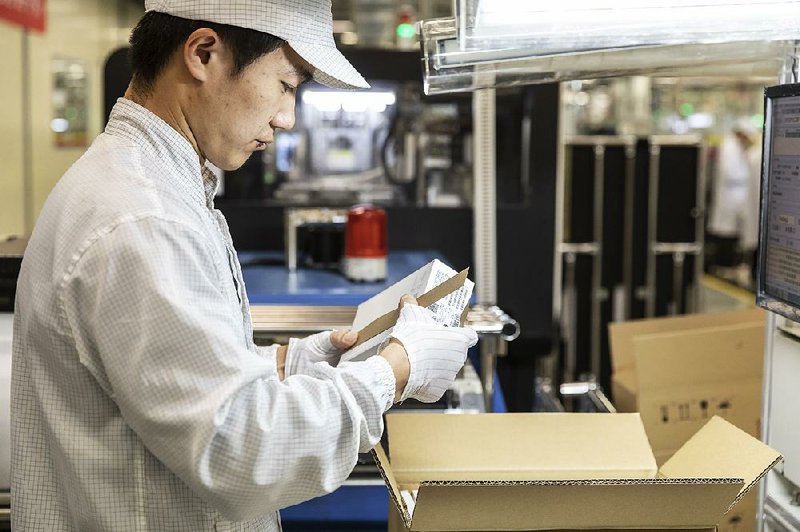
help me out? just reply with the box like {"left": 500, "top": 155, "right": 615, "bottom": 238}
{"left": 379, "top": 295, "right": 478, "bottom": 403}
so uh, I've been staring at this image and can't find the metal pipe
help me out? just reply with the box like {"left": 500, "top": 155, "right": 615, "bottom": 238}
{"left": 646, "top": 142, "right": 661, "bottom": 317}
{"left": 414, "top": 133, "right": 426, "bottom": 206}
{"left": 472, "top": 81, "right": 498, "bottom": 412}
{"left": 672, "top": 251, "right": 685, "bottom": 315}
{"left": 520, "top": 89, "right": 533, "bottom": 199}
{"left": 480, "top": 337, "right": 497, "bottom": 413}
{"left": 564, "top": 252, "right": 578, "bottom": 383}
{"left": 622, "top": 142, "right": 637, "bottom": 320}
{"left": 473, "top": 85, "right": 498, "bottom": 305}
{"left": 759, "top": 311, "right": 778, "bottom": 532}
{"left": 284, "top": 210, "right": 298, "bottom": 271}
{"left": 550, "top": 86, "right": 568, "bottom": 387}
{"left": 692, "top": 141, "right": 708, "bottom": 313}
{"left": 591, "top": 144, "right": 605, "bottom": 380}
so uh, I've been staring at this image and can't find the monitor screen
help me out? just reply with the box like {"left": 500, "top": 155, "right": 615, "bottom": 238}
{"left": 757, "top": 83, "right": 800, "bottom": 322}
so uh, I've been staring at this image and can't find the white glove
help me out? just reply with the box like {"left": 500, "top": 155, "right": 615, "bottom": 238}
{"left": 387, "top": 304, "right": 478, "bottom": 403}
{"left": 285, "top": 331, "right": 346, "bottom": 377}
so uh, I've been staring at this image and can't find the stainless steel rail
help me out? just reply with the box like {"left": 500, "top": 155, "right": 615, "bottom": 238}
{"left": 250, "top": 304, "right": 519, "bottom": 338}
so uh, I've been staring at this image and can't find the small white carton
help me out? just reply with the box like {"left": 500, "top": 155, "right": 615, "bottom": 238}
{"left": 340, "top": 259, "right": 473, "bottom": 363}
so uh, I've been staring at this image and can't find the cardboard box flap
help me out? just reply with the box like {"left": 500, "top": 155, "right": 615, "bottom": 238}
{"left": 352, "top": 268, "right": 469, "bottom": 348}
{"left": 659, "top": 416, "right": 783, "bottom": 512}
{"left": 611, "top": 370, "right": 639, "bottom": 414}
{"left": 613, "top": 368, "right": 638, "bottom": 392}
{"left": 371, "top": 445, "right": 411, "bottom": 529}
{"left": 408, "top": 479, "right": 742, "bottom": 531}
{"left": 609, "top": 308, "right": 764, "bottom": 373}
{"left": 386, "top": 413, "right": 657, "bottom": 485}
{"left": 632, "top": 323, "right": 765, "bottom": 390}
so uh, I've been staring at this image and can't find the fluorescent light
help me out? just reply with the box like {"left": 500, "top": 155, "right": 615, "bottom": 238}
{"left": 301, "top": 91, "right": 396, "bottom": 113}
{"left": 457, "top": 0, "right": 800, "bottom": 55}
{"left": 687, "top": 112, "right": 714, "bottom": 129}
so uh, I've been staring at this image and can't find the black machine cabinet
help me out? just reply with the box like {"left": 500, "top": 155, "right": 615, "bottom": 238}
{"left": 559, "top": 136, "right": 704, "bottom": 391}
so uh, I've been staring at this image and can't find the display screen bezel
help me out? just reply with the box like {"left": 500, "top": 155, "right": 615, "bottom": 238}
{"left": 756, "top": 82, "right": 800, "bottom": 322}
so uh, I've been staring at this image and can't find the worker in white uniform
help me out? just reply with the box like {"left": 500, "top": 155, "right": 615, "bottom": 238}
{"left": 707, "top": 119, "right": 758, "bottom": 270}
{"left": 740, "top": 127, "right": 764, "bottom": 285}
{"left": 10, "top": 1, "right": 478, "bottom": 530}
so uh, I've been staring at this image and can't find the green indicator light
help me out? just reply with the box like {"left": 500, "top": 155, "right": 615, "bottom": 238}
{"left": 679, "top": 102, "right": 694, "bottom": 117}
{"left": 396, "top": 23, "right": 415, "bottom": 39}
{"left": 752, "top": 113, "right": 764, "bottom": 128}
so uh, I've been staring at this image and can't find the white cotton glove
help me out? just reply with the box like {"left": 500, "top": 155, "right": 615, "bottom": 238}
{"left": 285, "top": 330, "right": 353, "bottom": 377}
{"left": 387, "top": 304, "right": 479, "bottom": 403}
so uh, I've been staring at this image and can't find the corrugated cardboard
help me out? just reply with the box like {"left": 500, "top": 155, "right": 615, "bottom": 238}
{"left": 608, "top": 308, "right": 764, "bottom": 374}
{"left": 387, "top": 413, "right": 657, "bottom": 485}
{"left": 629, "top": 323, "right": 763, "bottom": 453}
{"left": 608, "top": 308, "right": 766, "bottom": 532}
{"left": 376, "top": 413, "right": 781, "bottom": 531}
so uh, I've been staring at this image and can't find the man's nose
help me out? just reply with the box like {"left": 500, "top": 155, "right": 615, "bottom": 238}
{"left": 271, "top": 102, "right": 296, "bottom": 131}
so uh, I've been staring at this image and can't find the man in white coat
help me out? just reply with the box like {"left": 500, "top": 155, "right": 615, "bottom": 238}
{"left": 707, "top": 119, "right": 758, "bottom": 271}
{"left": 10, "top": 1, "right": 478, "bottom": 530}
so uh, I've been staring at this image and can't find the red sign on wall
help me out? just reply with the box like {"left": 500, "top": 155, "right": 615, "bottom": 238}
{"left": 0, "top": 0, "right": 46, "bottom": 32}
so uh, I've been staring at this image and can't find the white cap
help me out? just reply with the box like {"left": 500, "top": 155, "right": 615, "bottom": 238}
{"left": 734, "top": 116, "right": 758, "bottom": 136}
{"left": 144, "top": 0, "right": 370, "bottom": 90}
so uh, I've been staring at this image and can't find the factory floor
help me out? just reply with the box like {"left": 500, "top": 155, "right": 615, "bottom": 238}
{"left": 698, "top": 273, "right": 756, "bottom": 313}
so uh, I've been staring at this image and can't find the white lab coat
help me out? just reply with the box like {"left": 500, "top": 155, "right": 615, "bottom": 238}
{"left": 708, "top": 135, "right": 752, "bottom": 237}
{"left": 740, "top": 141, "right": 764, "bottom": 252}
{"left": 11, "top": 98, "right": 396, "bottom": 531}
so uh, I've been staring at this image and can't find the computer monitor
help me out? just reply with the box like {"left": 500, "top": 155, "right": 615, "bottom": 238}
{"left": 757, "top": 83, "right": 800, "bottom": 322}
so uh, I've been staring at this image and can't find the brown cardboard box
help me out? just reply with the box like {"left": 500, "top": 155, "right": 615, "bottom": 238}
{"left": 378, "top": 413, "right": 780, "bottom": 531}
{"left": 608, "top": 308, "right": 766, "bottom": 531}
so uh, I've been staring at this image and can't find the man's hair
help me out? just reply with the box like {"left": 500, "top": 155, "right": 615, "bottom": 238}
{"left": 129, "top": 11, "right": 285, "bottom": 94}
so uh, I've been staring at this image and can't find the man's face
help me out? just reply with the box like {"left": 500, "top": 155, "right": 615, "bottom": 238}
{"left": 190, "top": 43, "right": 309, "bottom": 171}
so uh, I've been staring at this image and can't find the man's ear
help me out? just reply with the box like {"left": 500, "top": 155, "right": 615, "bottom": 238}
{"left": 183, "top": 28, "right": 224, "bottom": 82}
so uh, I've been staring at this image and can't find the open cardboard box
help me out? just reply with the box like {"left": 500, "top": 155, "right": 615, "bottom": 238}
{"left": 607, "top": 309, "right": 766, "bottom": 531}
{"left": 375, "top": 413, "right": 781, "bottom": 531}
{"left": 608, "top": 308, "right": 765, "bottom": 463}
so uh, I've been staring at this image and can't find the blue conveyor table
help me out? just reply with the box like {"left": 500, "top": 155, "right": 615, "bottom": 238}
{"left": 240, "top": 251, "right": 442, "bottom": 306}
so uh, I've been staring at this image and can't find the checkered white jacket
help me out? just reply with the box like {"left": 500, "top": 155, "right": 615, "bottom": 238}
{"left": 11, "top": 98, "right": 394, "bottom": 531}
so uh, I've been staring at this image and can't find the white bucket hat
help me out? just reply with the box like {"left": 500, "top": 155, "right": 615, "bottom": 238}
{"left": 144, "top": 0, "right": 370, "bottom": 90}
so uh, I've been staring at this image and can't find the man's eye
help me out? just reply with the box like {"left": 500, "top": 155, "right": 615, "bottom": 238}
{"left": 281, "top": 82, "right": 296, "bottom": 95}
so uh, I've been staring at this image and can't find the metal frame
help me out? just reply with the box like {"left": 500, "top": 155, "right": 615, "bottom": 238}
{"left": 558, "top": 136, "right": 636, "bottom": 383}
{"left": 559, "top": 381, "right": 617, "bottom": 413}
{"left": 590, "top": 144, "right": 605, "bottom": 379}
{"left": 560, "top": 242, "right": 600, "bottom": 382}
{"left": 622, "top": 142, "right": 637, "bottom": 320}
{"left": 556, "top": 134, "right": 703, "bottom": 395}
{"left": 472, "top": 83, "right": 498, "bottom": 306}
{"left": 645, "top": 135, "right": 704, "bottom": 317}
{"left": 548, "top": 87, "right": 567, "bottom": 392}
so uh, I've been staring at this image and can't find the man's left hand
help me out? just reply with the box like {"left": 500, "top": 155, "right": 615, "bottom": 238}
{"left": 279, "top": 330, "right": 358, "bottom": 380}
